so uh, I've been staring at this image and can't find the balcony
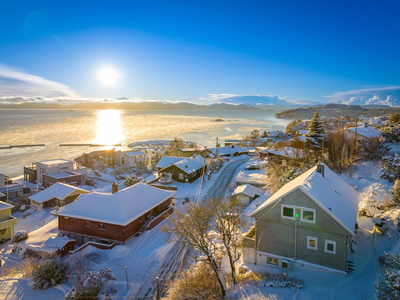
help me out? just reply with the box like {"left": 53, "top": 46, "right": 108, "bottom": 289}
{"left": 0, "top": 216, "right": 18, "bottom": 229}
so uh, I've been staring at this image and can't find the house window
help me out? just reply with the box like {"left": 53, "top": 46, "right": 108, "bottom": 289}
{"left": 179, "top": 173, "right": 184, "bottom": 180}
{"left": 267, "top": 257, "right": 279, "bottom": 265}
{"left": 90, "top": 238, "right": 97, "bottom": 242}
{"left": 99, "top": 223, "right": 107, "bottom": 230}
{"left": 325, "top": 240, "right": 336, "bottom": 254}
{"left": 307, "top": 236, "right": 318, "bottom": 250}
{"left": 301, "top": 209, "right": 316, "bottom": 223}
{"left": 68, "top": 233, "right": 75, "bottom": 239}
{"left": 86, "top": 221, "right": 90, "bottom": 228}
{"left": 281, "top": 205, "right": 295, "bottom": 219}
{"left": 122, "top": 157, "right": 125, "bottom": 165}
{"left": 64, "top": 217, "right": 69, "bottom": 220}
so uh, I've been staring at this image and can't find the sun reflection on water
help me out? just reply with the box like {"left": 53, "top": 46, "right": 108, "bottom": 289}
{"left": 94, "top": 110, "right": 124, "bottom": 145}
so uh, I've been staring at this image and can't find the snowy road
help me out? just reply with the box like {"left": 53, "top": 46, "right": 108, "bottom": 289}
{"left": 132, "top": 158, "right": 249, "bottom": 299}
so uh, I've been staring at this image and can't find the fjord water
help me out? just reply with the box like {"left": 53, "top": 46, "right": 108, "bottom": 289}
{"left": 0, "top": 109, "right": 290, "bottom": 177}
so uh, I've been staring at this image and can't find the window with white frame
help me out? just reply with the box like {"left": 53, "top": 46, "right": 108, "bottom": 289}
{"left": 307, "top": 236, "right": 318, "bottom": 250}
{"left": 301, "top": 208, "right": 316, "bottom": 223}
{"left": 281, "top": 205, "right": 295, "bottom": 219}
{"left": 267, "top": 257, "right": 279, "bottom": 265}
{"left": 325, "top": 240, "right": 336, "bottom": 254}
{"left": 86, "top": 221, "right": 90, "bottom": 228}
{"left": 179, "top": 173, "right": 184, "bottom": 180}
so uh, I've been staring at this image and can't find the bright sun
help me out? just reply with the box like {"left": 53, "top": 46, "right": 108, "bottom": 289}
{"left": 98, "top": 67, "right": 120, "bottom": 86}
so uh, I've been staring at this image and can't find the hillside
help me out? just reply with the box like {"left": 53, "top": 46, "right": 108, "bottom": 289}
{"left": 276, "top": 103, "right": 400, "bottom": 119}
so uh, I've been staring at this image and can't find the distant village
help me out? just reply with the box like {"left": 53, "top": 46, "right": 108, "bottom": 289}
{"left": 1, "top": 110, "right": 400, "bottom": 299}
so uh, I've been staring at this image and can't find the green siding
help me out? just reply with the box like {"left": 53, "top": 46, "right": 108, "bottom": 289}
{"left": 254, "top": 188, "right": 351, "bottom": 272}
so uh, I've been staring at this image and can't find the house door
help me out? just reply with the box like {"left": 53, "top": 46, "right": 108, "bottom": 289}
{"left": 82, "top": 236, "right": 89, "bottom": 244}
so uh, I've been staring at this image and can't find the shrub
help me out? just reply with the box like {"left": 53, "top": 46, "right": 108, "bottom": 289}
{"left": 13, "top": 230, "right": 28, "bottom": 243}
{"left": 164, "top": 264, "right": 222, "bottom": 300}
{"left": 381, "top": 155, "right": 400, "bottom": 182}
{"left": 33, "top": 259, "right": 68, "bottom": 290}
{"left": 0, "top": 257, "right": 40, "bottom": 278}
{"left": 124, "top": 174, "right": 140, "bottom": 187}
{"left": 376, "top": 252, "right": 400, "bottom": 299}
{"left": 259, "top": 272, "right": 304, "bottom": 291}
{"left": 393, "top": 179, "right": 400, "bottom": 201}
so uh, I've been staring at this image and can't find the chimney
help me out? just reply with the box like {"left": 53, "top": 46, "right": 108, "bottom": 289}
{"left": 112, "top": 182, "right": 119, "bottom": 194}
{"left": 316, "top": 163, "right": 325, "bottom": 178}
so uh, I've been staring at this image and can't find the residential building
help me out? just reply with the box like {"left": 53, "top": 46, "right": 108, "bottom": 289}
{"left": 158, "top": 155, "right": 205, "bottom": 183}
{"left": 178, "top": 148, "right": 201, "bottom": 157}
{"left": 244, "top": 163, "right": 359, "bottom": 274}
{"left": 118, "top": 151, "right": 145, "bottom": 167}
{"left": 344, "top": 124, "right": 382, "bottom": 142}
{"left": 203, "top": 145, "right": 253, "bottom": 158}
{"left": 26, "top": 235, "right": 75, "bottom": 257}
{"left": 24, "top": 159, "right": 87, "bottom": 185}
{"left": 54, "top": 183, "right": 175, "bottom": 245}
{"left": 74, "top": 148, "right": 116, "bottom": 168}
{"left": 0, "top": 202, "right": 17, "bottom": 242}
{"left": 259, "top": 147, "right": 304, "bottom": 166}
{"left": 231, "top": 184, "right": 263, "bottom": 206}
{"left": 29, "top": 182, "right": 90, "bottom": 210}
{"left": 0, "top": 173, "right": 23, "bottom": 200}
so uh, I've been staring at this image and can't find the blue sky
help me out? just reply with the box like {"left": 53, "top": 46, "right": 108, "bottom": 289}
{"left": 0, "top": 1, "right": 400, "bottom": 105}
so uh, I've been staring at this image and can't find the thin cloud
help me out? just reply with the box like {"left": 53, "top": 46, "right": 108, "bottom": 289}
{"left": 199, "top": 93, "right": 288, "bottom": 105}
{"left": 325, "top": 86, "right": 400, "bottom": 107}
{"left": 0, "top": 64, "right": 79, "bottom": 98}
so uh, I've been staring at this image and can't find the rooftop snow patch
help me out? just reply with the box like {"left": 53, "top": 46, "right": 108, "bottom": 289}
{"left": 156, "top": 156, "right": 185, "bottom": 169}
{"left": 251, "top": 164, "right": 359, "bottom": 235}
{"left": 29, "top": 182, "right": 89, "bottom": 203}
{"left": 173, "top": 156, "right": 204, "bottom": 174}
{"left": 260, "top": 147, "right": 304, "bottom": 158}
{"left": 208, "top": 145, "right": 253, "bottom": 156}
{"left": 347, "top": 125, "right": 382, "bottom": 139}
{"left": 37, "top": 159, "right": 73, "bottom": 165}
{"left": 56, "top": 182, "right": 175, "bottom": 226}
{"left": 232, "top": 184, "right": 263, "bottom": 198}
{"left": 123, "top": 151, "right": 145, "bottom": 157}
{"left": 0, "top": 201, "right": 13, "bottom": 211}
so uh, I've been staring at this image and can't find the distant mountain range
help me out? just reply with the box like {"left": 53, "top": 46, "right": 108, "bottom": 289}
{"left": 215, "top": 95, "right": 289, "bottom": 106}
{"left": 0, "top": 101, "right": 262, "bottom": 110}
{"left": 276, "top": 103, "right": 400, "bottom": 119}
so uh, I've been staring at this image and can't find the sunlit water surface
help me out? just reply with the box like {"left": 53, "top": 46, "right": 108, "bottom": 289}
{"left": 0, "top": 109, "right": 290, "bottom": 177}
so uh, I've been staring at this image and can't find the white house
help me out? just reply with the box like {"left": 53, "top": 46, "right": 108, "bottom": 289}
{"left": 231, "top": 184, "right": 263, "bottom": 206}
{"left": 35, "top": 159, "right": 74, "bottom": 183}
{"left": 0, "top": 173, "right": 23, "bottom": 200}
{"left": 119, "top": 151, "right": 145, "bottom": 167}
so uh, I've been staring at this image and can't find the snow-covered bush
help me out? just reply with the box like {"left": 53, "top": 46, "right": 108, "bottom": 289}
{"left": 33, "top": 259, "right": 68, "bottom": 290}
{"left": 382, "top": 125, "right": 400, "bottom": 143}
{"left": 358, "top": 183, "right": 396, "bottom": 217}
{"left": 207, "top": 157, "right": 224, "bottom": 173}
{"left": 66, "top": 267, "right": 116, "bottom": 300}
{"left": 259, "top": 272, "right": 304, "bottom": 291}
{"left": 0, "top": 257, "right": 40, "bottom": 278}
{"left": 392, "top": 179, "right": 400, "bottom": 201}
{"left": 13, "top": 230, "right": 28, "bottom": 243}
{"left": 381, "top": 154, "right": 400, "bottom": 182}
{"left": 92, "top": 160, "right": 109, "bottom": 172}
{"left": 376, "top": 252, "right": 400, "bottom": 299}
{"left": 124, "top": 174, "right": 139, "bottom": 186}
{"left": 110, "top": 165, "right": 130, "bottom": 176}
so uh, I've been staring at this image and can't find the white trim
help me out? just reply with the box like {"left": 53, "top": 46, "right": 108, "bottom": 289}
{"left": 281, "top": 204, "right": 295, "bottom": 219}
{"left": 325, "top": 239, "right": 336, "bottom": 254}
{"left": 301, "top": 208, "right": 316, "bottom": 223}
{"left": 307, "top": 236, "right": 318, "bottom": 250}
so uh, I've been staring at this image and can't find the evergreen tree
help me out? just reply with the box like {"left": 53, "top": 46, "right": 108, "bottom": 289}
{"left": 393, "top": 179, "right": 400, "bottom": 201}
{"left": 305, "top": 110, "right": 326, "bottom": 149}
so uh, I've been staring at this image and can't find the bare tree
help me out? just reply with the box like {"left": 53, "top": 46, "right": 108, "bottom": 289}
{"left": 168, "top": 137, "right": 185, "bottom": 156}
{"left": 161, "top": 202, "right": 227, "bottom": 297}
{"left": 206, "top": 197, "right": 249, "bottom": 293}
{"left": 323, "top": 131, "right": 354, "bottom": 172}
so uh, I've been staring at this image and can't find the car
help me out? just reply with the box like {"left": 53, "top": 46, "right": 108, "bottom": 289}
{"left": 245, "top": 164, "right": 261, "bottom": 170}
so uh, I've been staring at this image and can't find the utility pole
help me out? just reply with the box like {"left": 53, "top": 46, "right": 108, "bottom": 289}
{"left": 156, "top": 277, "right": 160, "bottom": 300}
{"left": 216, "top": 137, "right": 219, "bottom": 157}
{"left": 124, "top": 267, "right": 129, "bottom": 289}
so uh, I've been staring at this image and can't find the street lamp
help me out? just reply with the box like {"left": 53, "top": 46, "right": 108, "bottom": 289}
{"left": 123, "top": 266, "right": 129, "bottom": 289}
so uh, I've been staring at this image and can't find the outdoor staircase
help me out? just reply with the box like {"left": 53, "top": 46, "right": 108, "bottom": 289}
{"left": 138, "top": 219, "right": 152, "bottom": 235}
{"left": 347, "top": 260, "right": 358, "bottom": 272}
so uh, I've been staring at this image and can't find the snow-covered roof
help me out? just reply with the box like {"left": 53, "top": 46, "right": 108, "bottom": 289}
{"left": 0, "top": 201, "right": 13, "bottom": 211}
{"left": 37, "top": 159, "right": 73, "bottom": 165}
{"left": 346, "top": 126, "right": 382, "bottom": 139}
{"left": 29, "top": 182, "right": 89, "bottom": 203}
{"left": 232, "top": 184, "right": 263, "bottom": 198}
{"left": 56, "top": 183, "right": 175, "bottom": 226}
{"left": 261, "top": 147, "right": 304, "bottom": 159}
{"left": 156, "top": 156, "right": 185, "bottom": 169}
{"left": 251, "top": 164, "right": 359, "bottom": 236}
{"left": 43, "top": 235, "right": 74, "bottom": 249}
{"left": 178, "top": 148, "right": 199, "bottom": 152}
{"left": 173, "top": 156, "right": 204, "bottom": 174}
{"left": 45, "top": 172, "right": 77, "bottom": 179}
{"left": 124, "top": 151, "right": 145, "bottom": 157}
{"left": 208, "top": 145, "right": 253, "bottom": 156}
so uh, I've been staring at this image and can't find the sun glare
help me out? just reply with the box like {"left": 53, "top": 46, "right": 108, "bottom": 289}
{"left": 94, "top": 110, "right": 123, "bottom": 145}
{"left": 98, "top": 67, "right": 120, "bottom": 86}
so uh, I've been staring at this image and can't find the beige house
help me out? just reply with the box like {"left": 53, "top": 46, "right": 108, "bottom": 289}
{"left": 119, "top": 151, "right": 145, "bottom": 167}
{"left": 0, "top": 202, "right": 17, "bottom": 242}
{"left": 245, "top": 163, "right": 359, "bottom": 274}
{"left": 29, "top": 183, "right": 90, "bottom": 210}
